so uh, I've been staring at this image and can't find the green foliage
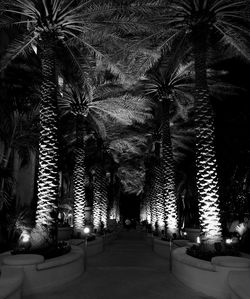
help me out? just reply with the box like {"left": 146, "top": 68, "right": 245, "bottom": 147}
{"left": 186, "top": 242, "right": 240, "bottom": 261}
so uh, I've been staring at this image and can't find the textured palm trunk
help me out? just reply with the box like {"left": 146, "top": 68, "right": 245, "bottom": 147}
{"left": 113, "top": 176, "right": 121, "bottom": 222}
{"left": 110, "top": 174, "right": 120, "bottom": 222}
{"left": 92, "top": 166, "right": 108, "bottom": 230}
{"left": 154, "top": 163, "right": 164, "bottom": 230}
{"left": 92, "top": 169, "right": 101, "bottom": 231}
{"left": 150, "top": 163, "right": 162, "bottom": 232}
{"left": 35, "top": 33, "right": 59, "bottom": 244}
{"left": 150, "top": 187, "right": 157, "bottom": 230}
{"left": 144, "top": 164, "right": 153, "bottom": 225}
{"left": 161, "top": 100, "right": 178, "bottom": 235}
{"left": 145, "top": 189, "right": 152, "bottom": 224}
{"left": 100, "top": 167, "right": 108, "bottom": 228}
{"left": 192, "top": 26, "right": 222, "bottom": 244}
{"left": 73, "top": 116, "right": 86, "bottom": 235}
{"left": 111, "top": 198, "right": 120, "bottom": 221}
{"left": 140, "top": 198, "right": 146, "bottom": 221}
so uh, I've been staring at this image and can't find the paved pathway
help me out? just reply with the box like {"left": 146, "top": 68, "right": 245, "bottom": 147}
{"left": 26, "top": 230, "right": 212, "bottom": 299}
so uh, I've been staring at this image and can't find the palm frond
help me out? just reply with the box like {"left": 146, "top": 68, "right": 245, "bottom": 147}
{"left": 0, "top": 33, "right": 36, "bottom": 71}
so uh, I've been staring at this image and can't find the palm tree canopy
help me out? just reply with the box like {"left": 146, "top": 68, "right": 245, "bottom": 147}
{"left": 58, "top": 68, "right": 153, "bottom": 139}
{"left": 0, "top": 0, "right": 159, "bottom": 81}
{"left": 124, "top": 0, "right": 250, "bottom": 80}
{"left": 151, "top": 0, "right": 249, "bottom": 58}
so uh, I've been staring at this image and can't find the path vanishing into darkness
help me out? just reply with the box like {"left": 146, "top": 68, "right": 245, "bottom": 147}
{"left": 26, "top": 230, "right": 213, "bottom": 299}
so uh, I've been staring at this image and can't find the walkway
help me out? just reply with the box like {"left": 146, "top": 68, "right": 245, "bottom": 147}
{"left": 26, "top": 230, "right": 213, "bottom": 299}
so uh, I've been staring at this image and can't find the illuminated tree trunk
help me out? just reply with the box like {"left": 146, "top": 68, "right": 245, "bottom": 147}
{"left": 192, "top": 26, "right": 222, "bottom": 244}
{"left": 100, "top": 168, "right": 108, "bottom": 228}
{"left": 144, "top": 188, "right": 152, "bottom": 224}
{"left": 150, "top": 193, "right": 157, "bottom": 231}
{"left": 92, "top": 170, "right": 101, "bottom": 231}
{"left": 154, "top": 163, "right": 164, "bottom": 230}
{"left": 140, "top": 198, "right": 146, "bottom": 221}
{"left": 150, "top": 163, "right": 161, "bottom": 231}
{"left": 73, "top": 116, "right": 86, "bottom": 235}
{"left": 111, "top": 197, "right": 120, "bottom": 222}
{"left": 92, "top": 166, "right": 108, "bottom": 230}
{"left": 161, "top": 100, "right": 178, "bottom": 235}
{"left": 35, "top": 33, "right": 59, "bottom": 244}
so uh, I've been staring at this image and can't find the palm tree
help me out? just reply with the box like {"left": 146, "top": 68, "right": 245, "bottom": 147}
{"left": 59, "top": 70, "right": 152, "bottom": 234}
{"left": 0, "top": 0, "right": 149, "bottom": 244}
{"left": 151, "top": 0, "right": 250, "bottom": 244}
{"left": 138, "top": 0, "right": 250, "bottom": 243}
{"left": 91, "top": 163, "right": 108, "bottom": 232}
{"left": 138, "top": 47, "right": 194, "bottom": 235}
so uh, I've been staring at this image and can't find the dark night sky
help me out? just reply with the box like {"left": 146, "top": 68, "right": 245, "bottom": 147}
{"left": 215, "top": 58, "right": 250, "bottom": 185}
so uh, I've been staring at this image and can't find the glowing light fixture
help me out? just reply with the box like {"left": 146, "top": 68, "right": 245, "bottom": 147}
{"left": 225, "top": 238, "right": 233, "bottom": 244}
{"left": 83, "top": 227, "right": 90, "bottom": 234}
{"left": 19, "top": 230, "right": 31, "bottom": 250}
{"left": 21, "top": 231, "right": 30, "bottom": 243}
{"left": 196, "top": 236, "right": 201, "bottom": 244}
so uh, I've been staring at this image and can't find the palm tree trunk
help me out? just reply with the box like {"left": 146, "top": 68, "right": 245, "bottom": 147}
{"left": 96, "top": 165, "right": 108, "bottom": 229}
{"left": 35, "top": 33, "right": 59, "bottom": 245}
{"left": 192, "top": 26, "right": 222, "bottom": 244}
{"left": 154, "top": 163, "right": 164, "bottom": 230}
{"left": 150, "top": 187, "right": 157, "bottom": 231}
{"left": 161, "top": 100, "right": 178, "bottom": 235}
{"left": 92, "top": 166, "right": 104, "bottom": 231}
{"left": 145, "top": 193, "right": 151, "bottom": 224}
{"left": 100, "top": 171, "right": 108, "bottom": 229}
{"left": 73, "top": 116, "right": 86, "bottom": 235}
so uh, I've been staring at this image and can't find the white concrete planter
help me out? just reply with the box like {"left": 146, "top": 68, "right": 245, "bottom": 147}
{"left": 1, "top": 245, "right": 83, "bottom": 296}
{"left": 58, "top": 226, "right": 73, "bottom": 241}
{"left": 172, "top": 247, "right": 250, "bottom": 299}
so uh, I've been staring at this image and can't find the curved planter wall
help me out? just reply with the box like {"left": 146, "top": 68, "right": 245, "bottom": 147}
{"left": 172, "top": 247, "right": 250, "bottom": 299}
{"left": 1, "top": 245, "right": 83, "bottom": 296}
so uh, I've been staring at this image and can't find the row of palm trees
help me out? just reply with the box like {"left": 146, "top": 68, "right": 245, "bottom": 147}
{"left": 0, "top": 0, "right": 249, "bottom": 247}
{"left": 137, "top": 0, "right": 250, "bottom": 244}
